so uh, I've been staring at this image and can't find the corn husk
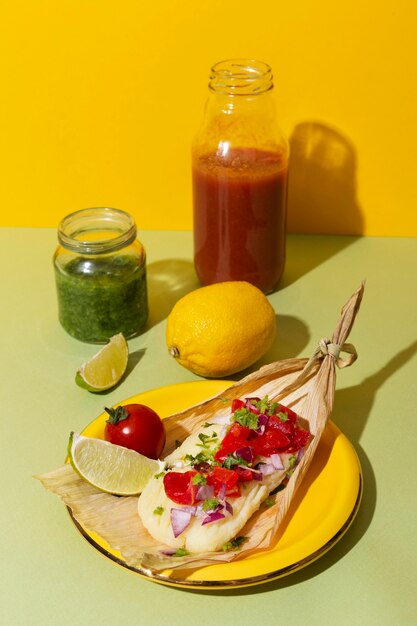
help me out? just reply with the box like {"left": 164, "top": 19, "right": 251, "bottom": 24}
{"left": 36, "top": 282, "right": 364, "bottom": 572}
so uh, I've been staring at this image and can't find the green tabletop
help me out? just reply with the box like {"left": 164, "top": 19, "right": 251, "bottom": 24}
{"left": 1, "top": 228, "right": 416, "bottom": 626}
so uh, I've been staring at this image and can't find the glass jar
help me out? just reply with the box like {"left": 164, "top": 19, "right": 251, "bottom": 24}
{"left": 53, "top": 207, "right": 148, "bottom": 343}
{"left": 192, "top": 59, "right": 289, "bottom": 293}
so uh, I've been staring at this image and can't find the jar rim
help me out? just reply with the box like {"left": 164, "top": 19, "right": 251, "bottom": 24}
{"left": 209, "top": 58, "right": 273, "bottom": 95}
{"left": 57, "top": 207, "right": 137, "bottom": 254}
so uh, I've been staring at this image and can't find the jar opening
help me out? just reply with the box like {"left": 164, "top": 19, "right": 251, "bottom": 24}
{"left": 57, "top": 207, "right": 137, "bottom": 254}
{"left": 209, "top": 59, "right": 273, "bottom": 95}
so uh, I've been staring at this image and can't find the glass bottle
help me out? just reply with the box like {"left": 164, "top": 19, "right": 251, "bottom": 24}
{"left": 53, "top": 207, "right": 148, "bottom": 343}
{"left": 192, "top": 59, "right": 289, "bottom": 293}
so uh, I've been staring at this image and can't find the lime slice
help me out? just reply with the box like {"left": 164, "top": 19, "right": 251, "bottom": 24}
{"left": 75, "top": 333, "right": 129, "bottom": 392}
{"left": 68, "top": 432, "right": 165, "bottom": 495}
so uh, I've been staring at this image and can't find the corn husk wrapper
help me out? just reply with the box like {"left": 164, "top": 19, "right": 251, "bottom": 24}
{"left": 36, "top": 283, "right": 364, "bottom": 572}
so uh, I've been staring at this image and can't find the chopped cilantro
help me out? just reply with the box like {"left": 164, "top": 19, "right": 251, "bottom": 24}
{"left": 264, "top": 498, "right": 275, "bottom": 508}
{"left": 153, "top": 506, "right": 164, "bottom": 515}
{"left": 222, "top": 536, "right": 248, "bottom": 551}
{"left": 233, "top": 408, "right": 259, "bottom": 430}
{"left": 154, "top": 470, "right": 166, "bottom": 479}
{"left": 191, "top": 473, "right": 207, "bottom": 485}
{"left": 197, "top": 432, "right": 218, "bottom": 449}
{"left": 184, "top": 450, "right": 218, "bottom": 465}
{"left": 286, "top": 455, "right": 298, "bottom": 476}
{"left": 174, "top": 548, "right": 190, "bottom": 557}
{"left": 253, "top": 396, "right": 278, "bottom": 416}
{"left": 203, "top": 422, "right": 214, "bottom": 428}
{"left": 277, "top": 411, "right": 289, "bottom": 422}
{"left": 174, "top": 439, "right": 182, "bottom": 448}
{"left": 223, "top": 454, "right": 249, "bottom": 469}
{"left": 202, "top": 498, "right": 220, "bottom": 511}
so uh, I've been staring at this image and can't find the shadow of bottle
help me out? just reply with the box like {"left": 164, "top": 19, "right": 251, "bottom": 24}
{"left": 281, "top": 121, "right": 365, "bottom": 287}
{"left": 288, "top": 121, "right": 364, "bottom": 235}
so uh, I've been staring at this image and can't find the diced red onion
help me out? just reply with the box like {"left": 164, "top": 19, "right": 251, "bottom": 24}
{"left": 160, "top": 549, "right": 176, "bottom": 556}
{"left": 193, "top": 461, "right": 211, "bottom": 473}
{"left": 179, "top": 505, "right": 198, "bottom": 516}
{"left": 224, "top": 500, "right": 233, "bottom": 515}
{"left": 297, "top": 447, "right": 305, "bottom": 462}
{"left": 258, "top": 463, "right": 276, "bottom": 476}
{"left": 270, "top": 453, "right": 284, "bottom": 470}
{"left": 251, "top": 469, "right": 264, "bottom": 481}
{"left": 170, "top": 508, "right": 192, "bottom": 538}
{"left": 196, "top": 484, "right": 215, "bottom": 501}
{"left": 244, "top": 396, "right": 261, "bottom": 404}
{"left": 234, "top": 446, "right": 253, "bottom": 463}
{"left": 256, "top": 413, "right": 269, "bottom": 435}
{"left": 244, "top": 398, "right": 261, "bottom": 414}
{"left": 239, "top": 465, "right": 263, "bottom": 481}
{"left": 217, "top": 482, "right": 227, "bottom": 501}
{"left": 201, "top": 510, "right": 225, "bottom": 525}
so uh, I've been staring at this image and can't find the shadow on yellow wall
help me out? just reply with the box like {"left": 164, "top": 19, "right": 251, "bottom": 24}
{"left": 288, "top": 122, "right": 363, "bottom": 236}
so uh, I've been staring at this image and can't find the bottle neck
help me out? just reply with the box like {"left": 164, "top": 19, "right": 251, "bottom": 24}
{"left": 57, "top": 207, "right": 137, "bottom": 255}
{"left": 209, "top": 59, "right": 273, "bottom": 96}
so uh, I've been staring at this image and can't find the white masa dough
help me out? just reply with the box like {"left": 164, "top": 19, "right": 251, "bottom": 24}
{"left": 138, "top": 424, "right": 293, "bottom": 553}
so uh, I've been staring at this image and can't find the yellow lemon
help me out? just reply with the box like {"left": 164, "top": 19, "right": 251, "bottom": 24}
{"left": 166, "top": 281, "right": 276, "bottom": 378}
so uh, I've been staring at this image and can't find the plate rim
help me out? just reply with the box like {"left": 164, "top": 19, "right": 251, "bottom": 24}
{"left": 68, "top": 474, "right": 362, "bottom": 589}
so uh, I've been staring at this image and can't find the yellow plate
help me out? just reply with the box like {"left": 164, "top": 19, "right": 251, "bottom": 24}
{"left": 69, "top": 380, "right": 362, "bottom": 589}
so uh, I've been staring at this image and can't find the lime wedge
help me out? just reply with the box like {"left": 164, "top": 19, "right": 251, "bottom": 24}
{"left": 75, "top": 333, "right": 129, "bottom": 392}
{"left": 68, "top": 432, "right": 165, "bottom": 495}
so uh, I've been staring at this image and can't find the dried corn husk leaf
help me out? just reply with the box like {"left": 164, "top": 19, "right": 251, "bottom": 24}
{"left": 36, "top": 282, "right": 364, "bottom": 572}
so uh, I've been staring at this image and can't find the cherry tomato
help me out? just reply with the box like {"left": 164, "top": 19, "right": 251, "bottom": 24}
{"left": 104, "top": 403, "right": 166, "bottom": 459}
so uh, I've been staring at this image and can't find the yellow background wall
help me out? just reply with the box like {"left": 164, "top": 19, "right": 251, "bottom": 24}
{"left": 1, "top": 0, "right": 416, "bottom": 235}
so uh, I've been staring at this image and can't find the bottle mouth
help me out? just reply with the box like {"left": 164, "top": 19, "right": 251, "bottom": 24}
{"left": 57, "top": 207, "right": 137, "bottom": 254}
{"left": 209, "top": 59, "right": 273, "bottom": 95}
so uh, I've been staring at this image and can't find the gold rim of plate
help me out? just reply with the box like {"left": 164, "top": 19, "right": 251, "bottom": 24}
{"left": 67, "top": 380, "right": 363, "bottom": 590}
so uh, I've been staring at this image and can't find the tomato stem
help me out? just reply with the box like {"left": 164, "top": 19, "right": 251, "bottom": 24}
{"left": 104, "top": 405, "right": 129, "bottom": 425}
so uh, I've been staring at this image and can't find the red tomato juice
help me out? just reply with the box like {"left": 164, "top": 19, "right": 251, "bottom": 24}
{"left": 192, "top": 146, "right": 288, "bottom": 293}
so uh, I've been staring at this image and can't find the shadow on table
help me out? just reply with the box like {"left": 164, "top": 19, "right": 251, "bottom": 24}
{"left": 145, "top": 259, "right": 200, "bottom": 328}
{"left": 182, "top": 340, "right": 417, "bottom": 596}
{"left": 240, "top": 314, "right": 311, "bottom": 375}
{"left": 280, "top": 234, "right": 361, "bottom": 289}
{"left": 144, "top": 262, "right": 312, "bottom": 357}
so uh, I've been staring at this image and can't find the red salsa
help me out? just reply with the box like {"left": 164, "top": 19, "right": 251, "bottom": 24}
{"left": 192, "top": 147, "right": 288, "bottom": 293}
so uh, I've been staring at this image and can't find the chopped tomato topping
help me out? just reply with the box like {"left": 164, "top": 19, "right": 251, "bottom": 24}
{"left": 206, "top": 466, "right": 241, "bottom": 497}
{"left": 214, "top": 422, "right": 252, "bottom": 462}
{"left": 252, "top": 428, "right": 291, "bottom": 456}
{"left": 231, "top": 398, "right": 245, "bottom": 412}
{"left": 163, "top": 470, "right": 198, "bottom": 505}
{"left": 235, "top": 466, "right": 254, "bottom": 482}
{"left": 287, "top": 427, "right": 310, "bottom": 452}
{"left": 268, "top": 414, "right": 295, "bottom": 436}
{"left": 277, "top": 403, "right": 298, "bottom": 423}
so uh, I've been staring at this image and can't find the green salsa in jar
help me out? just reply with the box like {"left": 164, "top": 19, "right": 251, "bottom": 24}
{"left": 53, "top": 208, "right": 148, "bottom": 343}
